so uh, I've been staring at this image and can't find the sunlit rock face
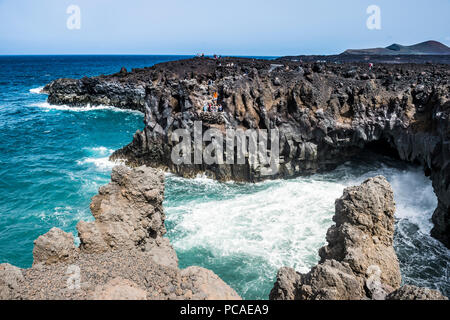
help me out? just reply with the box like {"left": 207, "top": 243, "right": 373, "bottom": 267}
{"left": 0, "top": 166, "right": 241, "bottom": 300}
{"left": 269, "top": 176, "right": 448, "bottom": 300}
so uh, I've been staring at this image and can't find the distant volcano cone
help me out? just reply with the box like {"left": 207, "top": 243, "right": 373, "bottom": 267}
{"left": 342, "top": 40, "right": 450, "bottom": 55}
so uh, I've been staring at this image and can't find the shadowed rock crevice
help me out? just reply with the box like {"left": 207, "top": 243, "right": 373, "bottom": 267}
{"left": 365, "top": 138, "right": 401, "bottom": 160}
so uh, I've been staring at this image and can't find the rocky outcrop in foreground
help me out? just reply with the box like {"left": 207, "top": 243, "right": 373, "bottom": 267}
{"left": 0, "top": 166, "right": 240, "bottom": 300}
{"left": 43, "top": 57, "right": 450, "bottom": 249}
{"left": 269, "top": 176, "right": 448, "bottom": 300}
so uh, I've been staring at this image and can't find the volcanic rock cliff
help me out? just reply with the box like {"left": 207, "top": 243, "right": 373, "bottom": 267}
{"left": 43, "top": 57, "right": 450, "bottom": 248}
{"left": 269, "top": 176, "right": 448, "bottom": 300}
{"left": 0, "top": 166, "right": 241, "bottom": 300}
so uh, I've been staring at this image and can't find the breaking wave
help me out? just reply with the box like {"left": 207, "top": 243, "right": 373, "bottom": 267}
{"left": 31, "top": 102, "right": 143, "bottom": 115}
{"left": 29, "top": 87, "right": 44, "bottom": 94}
{"left": 164, "top": 157, "right": 450, "bottom": 299}
{"left": 77, "top": 146, "right": 124, "bottom": 171}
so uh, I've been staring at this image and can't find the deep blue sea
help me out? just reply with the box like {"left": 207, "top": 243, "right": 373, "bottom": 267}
{"left": 0, "top": 55, "right": 448, "bottom": 299}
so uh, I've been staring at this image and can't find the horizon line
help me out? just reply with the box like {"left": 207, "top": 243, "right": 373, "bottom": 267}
{"left": 0, "top": 53, "right": 283, "bottom": 57}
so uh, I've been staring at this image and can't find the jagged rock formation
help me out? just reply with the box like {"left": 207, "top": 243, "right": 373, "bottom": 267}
{"left": 44, "top": 77, "right": 146, "bottom": 111}
{"left": 77, "top": 165, "right": 169, "bottom": 254}
{"left": 0, "top": 166, "right": 241, "bottom": 300}
{"left": 42, "top": 57, "right": 450, "bottom": 248}
{"left": 33, "top": 227, "right": 78, "bottom": 266}
{"left": 269, "top": 176, "right": 448, "bottom": 300}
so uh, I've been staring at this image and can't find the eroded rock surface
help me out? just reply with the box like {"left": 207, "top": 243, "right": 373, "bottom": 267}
{"left": 77, "top": 165, "right": 167, "bottom": 254}
{"left": 0, "top": 264, "right": 23, "bottom": 300}
{"left": 0, "top": 166, "right": 240, "bottom": 300}
{"left": 43, "top": 57, "right": 450, "bottom": 248}
{"left": 319, "top": 176, "right": 401, "bottom": 291}
{"left": 91, "top": 278, "right": 148, "bottom": 300}
{"left": 33, "top": 227, "right": 78, "bottom": 266}
{"left": 180, "top": 267, "right": 242, "bottom": 300}
{"left": 269, "top": 176, "right": 448, "bottom": 300}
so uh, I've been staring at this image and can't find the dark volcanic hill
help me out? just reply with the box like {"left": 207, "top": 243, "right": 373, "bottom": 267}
{"left": 343, "top": 41, "right": 450, "bottom": 56}
{"left": 278, "top": 41, "right": 450, "bottom": 65}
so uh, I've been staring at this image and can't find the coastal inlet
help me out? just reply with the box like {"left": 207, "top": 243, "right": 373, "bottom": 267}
{"left": 0, "top": 55, "right": 448, "bottom": 300}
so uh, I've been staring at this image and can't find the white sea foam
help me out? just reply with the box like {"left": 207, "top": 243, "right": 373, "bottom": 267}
{"left": 389, "top": 169, "right": 436, "bottom": 234}
{"left": 76, "top": 145, "right": 125, "bottom": 171}
{"left": 38, "top": 206, "right": 91, "bottom": 228}
{"left": 84, "top": 146, "right": 115, "bottom": 157}
{"left": 29, "top": 87, "right": 44, "bottom": 94}
{"left": 164, "top": 162, "right": 448, "bottom": 298}
{"left": 31, "top": 102, "right": 143, "bottom": 115}
{"left": 77, "top": 156, "right": 124, "bottom": 171}
{"left": 167, "top": 177, "right": 345, "bottom": 273}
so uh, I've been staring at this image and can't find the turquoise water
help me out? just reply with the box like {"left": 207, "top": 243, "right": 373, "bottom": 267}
{"left": 0, "top": 56, "right": 448, "bottom": 300}
{"left": 0, "top": 55, "right": 189, "bottom": 266}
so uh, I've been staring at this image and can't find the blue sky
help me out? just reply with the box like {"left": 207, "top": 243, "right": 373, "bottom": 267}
{"left": 0, "top": 0, "right": 449, "bottom": 55}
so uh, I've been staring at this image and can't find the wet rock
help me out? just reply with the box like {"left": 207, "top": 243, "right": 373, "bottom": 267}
{"left": 43, "top": 78, "right": 146, "bottom": 112}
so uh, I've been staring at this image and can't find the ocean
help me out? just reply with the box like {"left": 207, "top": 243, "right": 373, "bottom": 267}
{"left": 0, "top": 55, "right": 448, "bottom": 299}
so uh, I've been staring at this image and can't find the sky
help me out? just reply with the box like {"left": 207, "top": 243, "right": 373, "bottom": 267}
{"left": 0, "top": 0, "right": 449, "bottom": 56}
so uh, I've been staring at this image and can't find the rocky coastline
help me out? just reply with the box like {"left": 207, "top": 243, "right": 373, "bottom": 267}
{"left": 269, "top": 176, "right": 447, "bottom": 300}
{"left": 43, "top": 57, "right": 450, "bottom": 249}
{"left": 1, "top": 168, "right": 446, "bottom": 300}
{"left": 8, "top": 56, "right": 444, "bottom": 300}
{"left": 0, "top": 166, "right": 241, "bottom": 300}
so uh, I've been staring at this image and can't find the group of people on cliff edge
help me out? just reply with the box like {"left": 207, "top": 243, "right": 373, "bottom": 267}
{"left": 203, "top": 103, "right": 223, "bottom": 112}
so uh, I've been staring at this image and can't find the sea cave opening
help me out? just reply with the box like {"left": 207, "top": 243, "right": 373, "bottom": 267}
{"left": 365, "top": 138, "right": 401, "bottom": 160}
